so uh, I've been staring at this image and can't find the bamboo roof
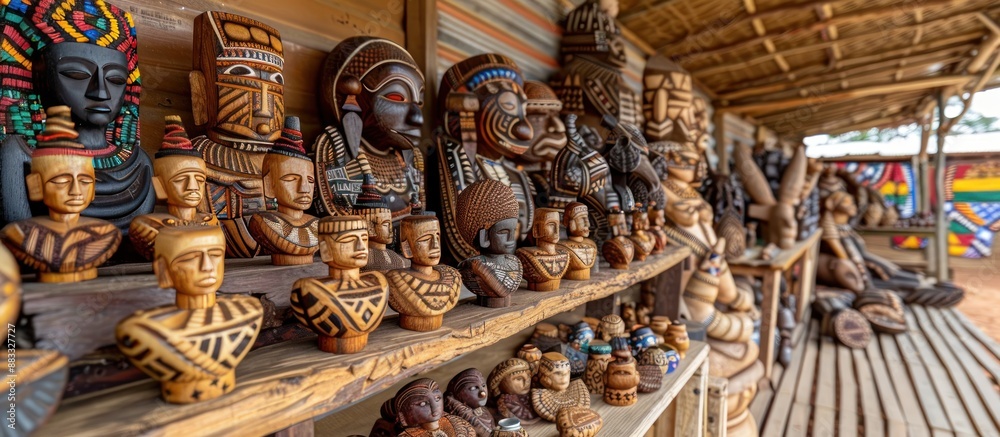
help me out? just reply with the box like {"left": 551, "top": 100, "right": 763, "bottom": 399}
{"left": 618, "top": 0, "right": 1000, "bottom": 137}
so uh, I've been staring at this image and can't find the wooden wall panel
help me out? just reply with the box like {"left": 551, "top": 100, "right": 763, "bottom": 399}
{"left": 111, "top": 0, "right": 405, "bottom": 157}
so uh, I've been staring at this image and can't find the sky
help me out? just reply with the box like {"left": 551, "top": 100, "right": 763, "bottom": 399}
{"left": 804, "top": 88, "right": 1000, "bottom": 158}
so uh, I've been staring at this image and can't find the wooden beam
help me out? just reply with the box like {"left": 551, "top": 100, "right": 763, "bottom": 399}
{"left": 619, "top": 0, "right": 683, "bottom": 22}
{"left": 918, "top": 122, "right": 932, "bottom": 214}
{"left": 968, "top": 13, "right": 1000, "bottom": 74}
{"left": 405, "top": 0, "right": 438, "bottom": 151}
{"left": 670, "top": 0, "right": 967, "bottom": 62}
{"left": 934, "top": 91, "right": 949, "bottom": 281}
{"left": 803, "top": 114, "right": 909, "bottom": 136}
{"left": 714, "top": 31, "right": 982, "bottom": 95}
{"left": 718, "top": 75, "right": 972, "bottom": 115}
{"left": 714, "top": 110, "right": 729, "bottom": 175}
{"left": 816, "top": 3, "right": 842, "bottom": 68}
{"left": 757, "top": 91, "right": 923, "bottom": 124}
{"left": 743, "top": 0, "right": 791, "bottom": 76}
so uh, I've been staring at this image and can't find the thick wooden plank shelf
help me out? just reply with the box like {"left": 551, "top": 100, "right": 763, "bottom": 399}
{"left": 728, "top": 231, "right": 821, "bottom": 379}
{"left": 39, "top": 247, "right": 690, "bottom": 436}
{"left": 315, "top": 335, "right": 710, "bottom": 437}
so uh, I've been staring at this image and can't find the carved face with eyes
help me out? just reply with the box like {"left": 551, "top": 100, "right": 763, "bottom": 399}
{"left": 448, "top": 368, "right": 488, "bottom": 408}
{"left": 396, "top": 379, "right": 445, "bottom": 430}
{"left": 319, "top": 219, "right": 370, "bottom": 270}
{"left": 154, "top": 157, "right": 208, "bottom": 209}
{"left": 532, "top": 209, "right": 562, "bottom": 245}
{"left": 400, "top": 216, "right": 442, "bottom": 267}
{"left": 474, "top": 81, "right": 534, "bottom": 160}
{"left": 27, "top": 155, "right": 96, "bottom": 215}
{"left": 263, "top": 155, "right": 315, "bottom": 214}
{"left": 192, "top": 12, "right": 285, "bottom": 145}
{"left": 359, "top": 63, "right": 425, "bottom": 152}
{"left": 37, "top": 42, "right": 128, "bottom": 130}
{"left": 478, "top": 217, "right": 519, "bottom": 255}
{"left": 154, "top": 226, "right": 227, "bottom": 296}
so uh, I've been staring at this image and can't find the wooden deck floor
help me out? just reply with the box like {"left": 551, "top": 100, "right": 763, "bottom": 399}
{"left": 751, "top": 306, "right": 1000, "bottom": 437}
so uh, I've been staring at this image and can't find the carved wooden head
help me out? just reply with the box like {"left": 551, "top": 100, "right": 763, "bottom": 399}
{"left": 399, "top": 215, "right": 441, "bottom": 267}
{"left": 604, "top": 357, "right": 640, "bottom": 389}
{"left": 353, "top": 175, "right": 393, "bottom": 245}
{"left": 520, "top": 80, "right": 566, "bottom": 163}
{"left": 488, "top": 358, "right": 532, "bottom": 396}
{"left": 191, "top": 12, "right": 284, "bottom": 147}
{"left": 317, "top": 216, "right": 369, "bottom": 269}
{"left": 607, "top": 209, "right": 628, "bottom": 238}
{"left": 446, "top": 368, "right": 488, "bottom": 409}
{"left": 0, "top": 246, "right": 21, "bottom": 330}
{"left": 262, "top": 117, "right": 314, "bottom": 214}
{"left": 153, "top": 226, "right": 226, "bottom": 306}
{"left": 532, "top": 208, "right": 562, "bottom": 245}
{"left": 564, "top": 203, "right": 591, "bottom": 238}
{"left": 394, "top": 378, "right": 444, "bottom": 430}
{"left": 321, "top": 37, "right": 424, "bottom": 152}
{"left": 539, "top": 352, "right": 572, "bottom": 392}
{"left": 642, "top": 56, "right": 695, "bottom": 143}
{"left": 631, "top": 208, "right": 649, "bottom": 232}
{"left": 26, "top": 107, "right": 96, "bottom": 216}
{"left": 4, "top": 0, "right": 140, "bottom": 150}
{"left": 561, "top": 0, "right": 626, "bottom": 67}
{"left": 456, "top": 179, "right": 520, "bottom": 255}
{"left": 154, "top": 116, "right": 207, "bottom": 209}
{"left": 599, "top": 315, "right": 625, "bottom": 341}
{"left": 438, "top": 54, "right": 533, "bottom": 160}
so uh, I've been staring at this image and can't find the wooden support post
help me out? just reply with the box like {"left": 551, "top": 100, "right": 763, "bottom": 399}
{"left": 795, "top": 242, "right": 819, "bottom": 322}
{"left": 655, "top": 262, "right": 686, "bottom": 320}
{"left": 935, "top": 92, "right": 950, "bottom": 281}
{"left": 707, "top": 376, "right": 729, "bottom": 437}
{"left": 405, "top": 0, "right": 438, "bottom": 150}
{"left": 672, "top": 360, "right": 709, "bottom": 436}
{"left": 759, "top": 270, "right": 782, "bottom": 378}
{"left": 714, "top": 111, "right": 729, "bottom": 175}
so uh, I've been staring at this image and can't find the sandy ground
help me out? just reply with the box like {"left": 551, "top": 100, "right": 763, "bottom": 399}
{"left": 952, "top": 263, "right": 1000, "bottom": 343}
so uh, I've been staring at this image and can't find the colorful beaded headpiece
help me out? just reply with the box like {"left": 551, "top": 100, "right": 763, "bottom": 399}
{"left": 155, "top": 116, "right": 199, "bottom": 159}
{"left": 32, "top": 106, "right": 89, "bottom": 157}
{"left": 268, "top": 116, "right": 308, "bottom": 160}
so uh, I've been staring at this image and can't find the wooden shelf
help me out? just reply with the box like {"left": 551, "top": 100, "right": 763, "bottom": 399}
{"left": 315, "top": 332, "right": 710, "bottom": 437}
{"left": 39, "top": 247, "right": 690, "bottom": 437}
{"left": 728, "top": 231, "right": 822, "bottom": 271}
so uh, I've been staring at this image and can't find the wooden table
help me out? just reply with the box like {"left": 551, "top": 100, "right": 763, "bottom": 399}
{"left": 728, "top": 231, "right": 822, "bottom": 379}
{"left": 856, "top": 226, "right": 942, "bottom": 281}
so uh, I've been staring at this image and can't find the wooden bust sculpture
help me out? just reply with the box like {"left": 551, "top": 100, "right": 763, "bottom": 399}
{"left": 599, "top": 315, "right": 626, "bottom": 341}
{"left": 556, "top": 203, "right": 598, "bottom": 280}
{"left": 456, "top": 180, "right": 523, "bottom": 308}
{"left": 629, "top": 207, "right": 656, "bottom": 261}
{"left": 601, "top": 208, "right": 634, "bottom": 269}
{"left": 513, "top": 80, "right": 568, "bottom": 206}
{"left": 0, "top": 244, "right": 69, "bottom": 434}
{"left": 248, "top": 116, "right": 319, "bottom": 265}
{"left": 488, "top": 358, "right": 539, "bottom": 425}
{"left": 355, "top": 175, "right": 410, "bottom": 272}
{"left": 391, "top": 378, "right": 477, "bottom": 437}
{"left": 130, "top": 116, "right": 218, "bottom": 259}
{"left": 531, "top": 352, "right": 590, "bottom": 422}
{"left": 1, "top": 107, "right": 120, "bottom": 282}
{"left": 313, "top": 36, "right": 425, "bottom": 221}
{"left": 584, "top": 340, "right": 613, "bottom": 394}
{"left": 290, "top": 216, "right": 389, "bottom": 353}
{"left": 189, "top": 11, "right": 284, "bottom": 258}
{"left": 515, "top": 208, "right": 570, "bottom": 291}
{"left": 603, "top": 357, "right": 640, "bottom": 406}
{"left": 0, "top": 0, "right": 154, "bottom": 233}
{"left": 388, "top": 215, "right": 462, "bottom": 331}
{"left": 732, "top": 143, "right": 807, "bottom": 249}
{"left": 445, "top": 368, "right": 495, "bottom": 437}
{"left": 116, "top": 226, "right": 263, "bottom": 404}
{"left": 647, "top": 202, "right": 669, "bottom": 254}
{"left": 434, "top": 53, "right": 536, "bottom": 262}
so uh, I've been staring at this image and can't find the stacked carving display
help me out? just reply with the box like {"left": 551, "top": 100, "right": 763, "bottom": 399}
{"left": 642, "top": 55, "right": 763, "bottom": 436}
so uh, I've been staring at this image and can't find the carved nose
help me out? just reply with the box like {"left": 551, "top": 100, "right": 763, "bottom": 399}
{"left": 512, "top": 121, "right": 533, "bottom": 141}
{"left": 406, "top": 104, "right": 424, "bottom": 127}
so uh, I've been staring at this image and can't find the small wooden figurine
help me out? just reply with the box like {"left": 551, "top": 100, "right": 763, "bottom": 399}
{"left": 732, "top": 143, "right": 807, "bottom": 249}
{"left": 356, "top": 175, "right": 410, "bottom": 272}
{"left": 1, "top": 107, "right": 121, "bottom": 282}
{"left": 456, "top": 180, "right": 523, "bottom": 308}
{"left": 130, "top": 116, "right": 218, "bottom": 260}
{"left": 0, "top": 0, "right": 154, "bottom": 232}
{"left": 610, "top": 336, "right": 632, "bottom": 360}
{"left": 637, "top": 363, "right": 663, "bottom": 393}
{"left": 516, "top": 208, "right": 570, "bottom": 291}
{"left": 601, "top": 208, "right": 634, "bottom": 269}
{"left": 598, "top": 315, "right": 626, "bottom": 341}
{"left": 628, "top": 207, "right": 657, "bottom": 261}
{"left": 517, "top": 344, "right": 543, "bottom": 378}
{"left": 445, "top": 369, "right": 495, "bottom": 437}
{"left": 531, "top": 352, "right": 590, "bottom": 422}
{"left": 663, "top": 320, "right": 690, "bottom": 359}
{"left": 248, "top": 116, "right": 319, "bottom": 265}
{"left": 639, "top": 347, "right": 670, "bottom": 375}
{"left": 488, "top": 358, "right": 539, "bottom": 425}
{"left": 630, "top": 326, "right": 658, "bottom": 357}
{"left": 647, "top": 202, "right": 668, "bottom": 254}
{"left": 584, "top": 340, "right": 613, "bottom": 394}
{"left": 290, "top": 216, "right": 389, "bottom": 353}
{"left": 570, "top": 321, "right": 595, "bottom": 353}
{"left": 392, "top": 378, "right": 477, "bottom": 437}
{"left": 116, "top": 226, "right": 263, "bottom": 403}
{"left": 636, "top": 281, "right": 656, "bottom": 326}
{"left": 388, "top": 215, "right": 461, "bottom": 331}
{"left": 556, "top": 407, "right": 604, "bottom": 437}
{"left": 560, "top": 343, "right": 589, "bottom": 379}
{"left": 556, "top": 203, "right": 598, "bottom": 280}
{"left": 491, "top": 418, "right": 528, "bottom": 437}
{"left": 649, "top": 316, "right": 670, "bottom": 337}
{"left": 603, "top": 357, "right": 640, "bottom": 406}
